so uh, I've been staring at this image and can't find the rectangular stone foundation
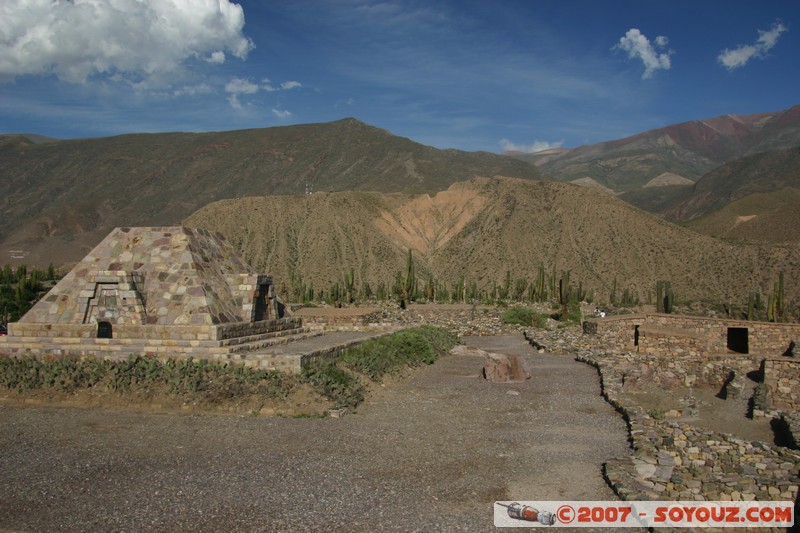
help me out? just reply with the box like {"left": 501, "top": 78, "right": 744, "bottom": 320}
{"left": 0, "top": 318, "right": 309, "bottom": 364}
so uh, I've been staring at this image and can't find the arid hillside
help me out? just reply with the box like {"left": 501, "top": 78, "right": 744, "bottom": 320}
{"left": 662, "top": 146, "right": 800, "bottom": 222}
{"left": 0, "top": 119, "right": 541, "bottom": 266}
{"left": 185, "top": 177, "right": 800, "bottom": 308}
{"left": 682, "top": 189, "right": 800, "bottom": 245}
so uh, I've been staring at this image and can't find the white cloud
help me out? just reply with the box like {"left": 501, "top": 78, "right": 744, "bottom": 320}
{"left": 614, "top": 28, "right": 672, "bottom": 79}
{"left": 0, "top": 0, "right": 254, "bottom": 85}
{"left": 206, "top": 51, "right": 226, "bottom": 64}
{"left": 228, "top": 94, "right": 243, "bottom": 110}
{"left": 272, "top": 108, "right": 291, "bottom": 118}
{"left": 226, "top": 76, "right": 301, "bottom": 109}
{"left": 718, "top": 21, "right": 787, "bottom": 70}
{"left": 499, "top": 138, "right": 564, "bottom": 154}
{"left": 173, "top": 83, "right": 213, "bottom": 96}
{"left": 225, "top": 77, "right": 259, "bottom": 94}
{"left": 263, "top": 79, "right": 301, "bottom": 92}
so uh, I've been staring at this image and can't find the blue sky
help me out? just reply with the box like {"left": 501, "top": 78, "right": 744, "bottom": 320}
{"left": 0, "top": 1, "right": 797, "bottom": 153}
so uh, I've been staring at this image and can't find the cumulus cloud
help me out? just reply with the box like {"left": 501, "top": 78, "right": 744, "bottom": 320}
{"left": 614, "top": 28, "right": 672, "bottom": 79}
{"left": 499, "top": 138, "right": 564, "bottom": 154}
{"left": 206, "top": 51, "right": 226, "bottom": 64}
{"left": 272, "top": 108, "right": 291, "bottom": 118}
{"left": 0, "top": 0, "right": 254, "bottom": 85}
{"left": 718, "top": 21, "right": 787, "bottom": 70}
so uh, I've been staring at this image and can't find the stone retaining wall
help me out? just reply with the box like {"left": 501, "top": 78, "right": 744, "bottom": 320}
{"left": 764, "top": 359, "right": 800, "bottom": 411}
{"left": 294, "top": 309, "right": 388, "bottom": 331}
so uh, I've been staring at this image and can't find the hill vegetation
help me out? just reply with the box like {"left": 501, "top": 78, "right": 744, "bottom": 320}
{"left": 682, "top": 189, "right": 800, "bottom": 245}
{"left": 661, "top": 146, "right": 800, "bottom": 222}
{"left": 185, "top": 177, "right": 800, "bottom": 313}
{"left": 3, "top": 110, "right": 799, "bottom": 320}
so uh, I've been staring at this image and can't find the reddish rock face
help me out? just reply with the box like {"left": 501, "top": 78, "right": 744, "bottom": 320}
{"left": 482, "top": 352, "right": 531, "bottom": 383}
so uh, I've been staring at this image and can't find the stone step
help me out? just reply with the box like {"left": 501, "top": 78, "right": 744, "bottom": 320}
{"left": 241, "top": 329, "right": 401, "bottom": 372}
{"left": 224, "top": 329, "right": 324, "bottom": 353}
{"left": 219, "top": 325, "right": 317, "bottom": 348}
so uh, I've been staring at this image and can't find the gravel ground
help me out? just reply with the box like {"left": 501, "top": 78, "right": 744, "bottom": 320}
{"left": 0, "top": 335, "right": 631, "bottom": 532}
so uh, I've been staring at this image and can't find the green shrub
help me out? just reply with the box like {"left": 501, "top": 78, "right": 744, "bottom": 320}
{"left": 0, "top": 355, "right": 292, "bottom": 400}
{"left": 501, "top": 306, "right": 547, "bottom": 328}
{"left": 566, "top": 301, "right": 582, "bottom": 324}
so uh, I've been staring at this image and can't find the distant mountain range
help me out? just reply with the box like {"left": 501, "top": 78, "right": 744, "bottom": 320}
{"left": 510, "top": 104, "right": 800, "bottom": 194}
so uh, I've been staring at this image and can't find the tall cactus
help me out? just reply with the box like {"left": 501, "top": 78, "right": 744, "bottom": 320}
{"left": 559, "top": 270, "right": 571, "bottom": 321}
{"left": 405, "top": 249, "right": 416, "bottom": 303}
{"left": 656, "top": 280, "right": 672, "bottom": 314}
{"left": 768, "top": 271, "right": 785, "bottom": 322}
{"left": 664, "top": 281, "right": 673, "bottom": 314}
{"left": 536, "top": 263, "right": 547, "bottom": 302}
{"left": 342, "top": 267, "right": 355, "bottom": 304}
{"left": 656, "top": 281, "right": 664, "bottom": 313}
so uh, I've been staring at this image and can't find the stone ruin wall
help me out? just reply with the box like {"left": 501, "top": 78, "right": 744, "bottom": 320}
{"left": 582, "top": 313, "right": 800, "bottom": 412}
{"left": 764, "top": 358, "right": 800, "bottom": 412}
{"left": 584, "top": 313, "right": 797, "bottom": 357}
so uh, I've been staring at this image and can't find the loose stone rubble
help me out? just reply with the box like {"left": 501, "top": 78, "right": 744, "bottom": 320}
{"left": 523, "top": 317, "right": 800, "bottom": 531}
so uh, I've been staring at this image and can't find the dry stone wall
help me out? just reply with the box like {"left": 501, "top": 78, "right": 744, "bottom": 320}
{"left": 578, "top": 353, "right": 800, "bottom": 511}
{"left": 764, "top": 359, "right": 800, "bottom": 412}
{"left": 583, "top": 313, "right": 798, "bottom": 358}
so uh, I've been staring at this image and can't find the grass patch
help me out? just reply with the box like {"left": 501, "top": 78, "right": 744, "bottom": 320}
{"left": 339, "top": 326, "right": 458, "bottom": 381}
{"left": 301, "top": 326, "right": 458, "bottom": 408}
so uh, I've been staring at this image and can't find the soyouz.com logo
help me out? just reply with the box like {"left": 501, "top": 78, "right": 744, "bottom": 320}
{"left": 493, "top": 501, "right": 794, "bottom": 528}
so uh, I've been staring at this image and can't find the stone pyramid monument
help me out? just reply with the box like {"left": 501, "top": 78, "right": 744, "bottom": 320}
{"left": 22, "top": 226, "right": 274, "bottom": 327}
{"left": 1, "top": 227, "right": 315, "bottom": 365}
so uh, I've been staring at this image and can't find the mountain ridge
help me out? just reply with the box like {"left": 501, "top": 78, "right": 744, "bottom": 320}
{"left": 510, "top": 104, "right": 800, "bottom": 193}
{"left": 0, "top": 118, "right": 542, "bottom": 265}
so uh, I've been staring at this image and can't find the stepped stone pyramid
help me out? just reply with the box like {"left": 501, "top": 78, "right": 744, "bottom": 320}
{"left": 1, "top": 227, "right": 321, "bottom": 368}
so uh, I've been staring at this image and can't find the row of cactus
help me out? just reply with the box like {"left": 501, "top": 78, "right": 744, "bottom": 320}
{"left": 285, "top": 265, "right": 789, "bottom": 321}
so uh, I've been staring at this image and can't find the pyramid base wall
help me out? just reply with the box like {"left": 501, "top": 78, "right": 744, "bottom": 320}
{"left": 7, "top": 318, "right": 301, "bottom": 342}
{"left": 0, "top": 318, "right": 313, "bottom": 372}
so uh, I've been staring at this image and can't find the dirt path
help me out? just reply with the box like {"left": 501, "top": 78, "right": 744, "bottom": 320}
{"left": 0, "top": 335, "right": 631, "bottom": 532}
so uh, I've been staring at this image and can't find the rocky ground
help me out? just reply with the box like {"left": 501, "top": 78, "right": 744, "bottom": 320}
{"left": 1, "top": 304, "right": 798, "bottom": 531}
{"left": 0, "top": 334, "right": 633, "bottom": 532}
